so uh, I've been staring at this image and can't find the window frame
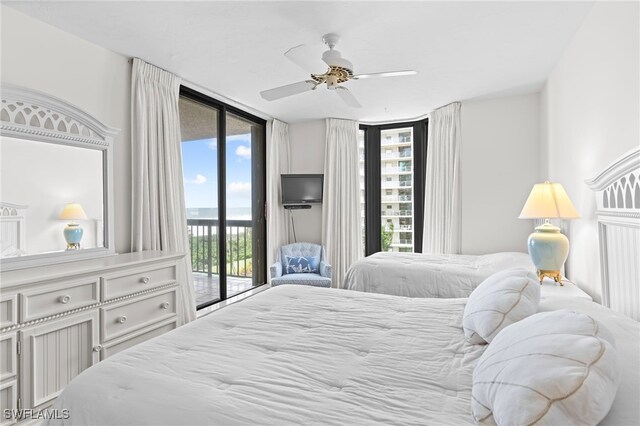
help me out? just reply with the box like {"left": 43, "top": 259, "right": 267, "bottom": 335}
{"left": 360, "top": 118, "right": 428, "bottom": 256}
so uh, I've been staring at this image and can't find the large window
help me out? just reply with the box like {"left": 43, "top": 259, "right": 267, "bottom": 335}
{"left": 179, "top": 87, "right": 266, "bottom": 309}
{"left": 359, "top": 120, "right": 428, "bottom": 255}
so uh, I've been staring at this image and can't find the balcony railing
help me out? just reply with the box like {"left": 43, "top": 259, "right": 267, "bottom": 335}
{"left": 381, "top": 137, "right": 412, "bottom": 146}
{"left": 381, "top": 210, "right": 412, "bottom": 217}
{"left": 187, "top": 219, "right": 253, "bottom": 278}
{"left": 381, "top": 166, "right": 412, "bottom": 174}
{"left": 381, "top": 151, "right": 412, "bottom": 159}
{"left": 394, "top": 239, "right": 413, "bottom": 245}
{"left": 381, "top": 195, "right": 412, "bottom": 202}
{"left": 381, "top": 180, "right": 412, "bottom": 188}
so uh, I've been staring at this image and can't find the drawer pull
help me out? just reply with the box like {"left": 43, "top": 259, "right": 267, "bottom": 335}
{"left": 141, "top": 276, "right": 151, "bottom": 284}
{"left": 117, "top": 315, "right": 127, "bottom": 324}
{"left": 93, "top": 345, "right": 103, "bottom": 352}
{"left": 160, "top": 302, "right": 170, "bottom": 310}
{"left": 58, "top": 295, "right": 71, "bottom": 304}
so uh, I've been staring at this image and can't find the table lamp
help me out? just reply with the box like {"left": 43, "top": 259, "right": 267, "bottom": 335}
{"left": 59, "top": 203, "right": 88, "bottom": 250}
{"left": 518, "top": 182, "right": 579, "bottom": 285}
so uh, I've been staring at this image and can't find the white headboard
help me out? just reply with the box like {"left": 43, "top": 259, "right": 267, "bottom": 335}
{"left": 586, "top": 147, "right": 640, "bottom": 321}
{"left": 0, "top": 202, "right": 28, "bottom": 257}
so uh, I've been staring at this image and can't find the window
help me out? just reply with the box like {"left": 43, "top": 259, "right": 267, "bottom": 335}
{"left": 359, "top": 119, "right": 428, "bottom": 255}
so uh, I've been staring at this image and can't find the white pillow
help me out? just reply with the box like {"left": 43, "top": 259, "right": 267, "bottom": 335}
{"left": 472, "top": 310, "right": 619, "bottom": 425}
{"left": 463, "top": 268, "right": 539, "bottom": 344}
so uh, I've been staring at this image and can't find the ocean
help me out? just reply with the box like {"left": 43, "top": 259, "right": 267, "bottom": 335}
{"left": 186, "top": 207, "right": 252, "bottom": 220}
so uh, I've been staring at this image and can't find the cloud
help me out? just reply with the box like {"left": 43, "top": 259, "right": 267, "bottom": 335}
{"left": 188, "top": 174, "right": 207, "bottom": 185}
{"left": 235, "top": 145, "right": 251, "bottom": 159}
{"left": 229, "top": 181, "right": 251, "bottom": 194}
{"left": 208, "top": 140, "right": 217, "bottom": 150}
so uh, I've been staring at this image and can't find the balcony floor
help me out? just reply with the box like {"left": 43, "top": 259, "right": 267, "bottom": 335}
{"left": 193, "top": 272, "right": 254, "bottom": 306}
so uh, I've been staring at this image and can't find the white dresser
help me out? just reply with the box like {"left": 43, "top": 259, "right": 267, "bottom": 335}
{"left": 0, "top": 251, "right": 185, "bottom": 423}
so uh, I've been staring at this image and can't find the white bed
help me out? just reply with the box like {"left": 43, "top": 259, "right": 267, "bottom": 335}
{"left": 341, "top": 251, "right": 534, "bottom": 297}
{"left": 49, "top": 285, "right": 638, "bottom": 426}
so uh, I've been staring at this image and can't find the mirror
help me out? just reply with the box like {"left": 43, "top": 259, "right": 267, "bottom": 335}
{"left": 0, "top": 84, "right": 117, "bottom": 270}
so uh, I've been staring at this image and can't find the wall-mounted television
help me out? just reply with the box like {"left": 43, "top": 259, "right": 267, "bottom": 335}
{"left": 281, "top": 174, "right": 324, "bottom": 206}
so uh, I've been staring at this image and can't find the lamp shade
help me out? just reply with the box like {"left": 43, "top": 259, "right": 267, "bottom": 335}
{"left": 59, "top": 203, "right": 88, "bottom": 220}
{"left": 519, "top": 182, "right": 580, "bottom": 219}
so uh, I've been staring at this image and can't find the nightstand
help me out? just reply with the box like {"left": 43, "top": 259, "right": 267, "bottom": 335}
{"left": 539, "top": 278, "right": 593, "bottom": 301}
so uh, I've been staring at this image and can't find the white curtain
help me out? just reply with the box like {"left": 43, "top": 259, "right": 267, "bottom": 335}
{"left": 266, "top": 119, "right": 291, "bottom": 279}
{"left": 422, "top": 102, "right": 462, "bottom": 254}
{"left": 130, "top": 58, "right": 196, "bottom": 324}
{"left": 322, "top": 118, "right": 362, "bottom": 287}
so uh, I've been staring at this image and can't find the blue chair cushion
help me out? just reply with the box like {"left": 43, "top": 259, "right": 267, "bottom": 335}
{"left": 271, "top": 273, "right": 331, "bottom": 288}
{"left": 284, "top": 255, "right": 319, "bottom": 274}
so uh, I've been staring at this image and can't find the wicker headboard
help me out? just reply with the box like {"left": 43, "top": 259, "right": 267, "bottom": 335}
{"left": 0, "top": 202, "right": 28, "bottom": 257}
{"left": 586, "top": 147, "right": 640, "bottom": 321}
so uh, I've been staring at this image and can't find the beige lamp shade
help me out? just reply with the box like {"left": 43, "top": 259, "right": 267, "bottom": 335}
{"left": 519, "top": 182, "right": 580, "bottom": 219}
{"left": 59, "top": 203, "right": 88, "bottom": 220}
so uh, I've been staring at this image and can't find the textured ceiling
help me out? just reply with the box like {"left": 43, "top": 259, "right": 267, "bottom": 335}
{"left": 5, "top": 1, "right": 593, "bottom": 123}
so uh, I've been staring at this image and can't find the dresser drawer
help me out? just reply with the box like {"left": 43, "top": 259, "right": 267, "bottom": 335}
{"left": 20, "top": 279, "right": 99, "bottom": 322}
{"left": 101, "top": 288, "right": 177, "bottom": 342}
{"left": 0, "top": 295, "right": 17, "bottom": 328}
{"left": 101, "top": 265, "right": 177, "bottom": 300}
{"left": 100, "top": 319, "right": 177, "bottom": 360}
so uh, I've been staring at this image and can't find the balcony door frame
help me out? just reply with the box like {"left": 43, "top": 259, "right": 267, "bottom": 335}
{"left": 180, "top": 86, "right": 267, "bottom": 309}
{"left": 361, "top": 119, "right": 428, "bottom": 256}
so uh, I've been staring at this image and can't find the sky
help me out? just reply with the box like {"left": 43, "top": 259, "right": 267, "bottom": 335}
{"left": 182, "top": 134, "right": 252, "bottom": 211}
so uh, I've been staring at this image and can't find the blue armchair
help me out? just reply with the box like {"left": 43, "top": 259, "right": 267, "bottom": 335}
{"left": 270, "top": 243, "right": 332, "bottom": 288}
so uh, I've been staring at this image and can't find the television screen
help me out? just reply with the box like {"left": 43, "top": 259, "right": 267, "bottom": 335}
{"left": 281, "top": 174, "right": 324, "bottom": 205}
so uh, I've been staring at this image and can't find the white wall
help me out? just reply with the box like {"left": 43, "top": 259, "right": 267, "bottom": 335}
{"left": 289, "top": 97, "right": 541, "bottom": 255}
{"left": 1, "top": 137, "right": 103, "bottom": 254}
{"left": 460, "top": 93, "right": 541, "bottom": 254}
{"left": 540, "top": 2, "right": 639, "bottom": 301}
{"left": 288, "top": 120, "right": 326, "bottom": 244}
{"left": 1, "top": 5, "right": 132, "bottom": 254}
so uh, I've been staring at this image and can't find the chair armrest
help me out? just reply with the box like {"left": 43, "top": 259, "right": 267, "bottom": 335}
{"left": 320, "top": 261, "right": 332, "bottom": 278}
{"left": 270, "top": 262, "right": 282, "bottom": 279}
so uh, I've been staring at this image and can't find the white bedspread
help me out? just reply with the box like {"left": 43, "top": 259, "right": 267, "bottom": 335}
{"left": 48, "top": 286, "right": 639, "bottom": 426}
{"left": 341, "top": 251, "right": 534, "bottom": 298}
{"left": 50, "top": 286, "right": 485, "bottom": 426}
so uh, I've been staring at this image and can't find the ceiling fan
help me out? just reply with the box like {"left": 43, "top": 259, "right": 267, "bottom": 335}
{"left": 260, "top": 33, "right": 418, "bottom": 108}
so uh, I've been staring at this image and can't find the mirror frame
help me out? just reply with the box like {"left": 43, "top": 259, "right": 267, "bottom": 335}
{"left": 0, "top": 84, "right": 118, "bottom": 270}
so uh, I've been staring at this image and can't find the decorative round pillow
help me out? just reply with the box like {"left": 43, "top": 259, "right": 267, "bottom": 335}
{"left": 472, "top": 310, "right": 619, "bottom": 425}
{"left": 463, "top": 268, "right": 540, "bottom": 344}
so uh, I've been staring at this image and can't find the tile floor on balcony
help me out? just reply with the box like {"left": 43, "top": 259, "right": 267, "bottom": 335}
{"left": 193, "top": 272, "right": 255, "bottom": 306}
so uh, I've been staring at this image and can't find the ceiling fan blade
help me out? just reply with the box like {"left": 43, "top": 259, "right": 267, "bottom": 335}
{"left": 335, "top": 86, "right": 362, "bottom": 108}
{"left": 260, "top": 80, "right": 317, "bottom": 101}
{"left": 285, "top": 44, "right": 328, "bottom": 74}
{"left": 352, "top": 70, "right": 418, "bottom": 79}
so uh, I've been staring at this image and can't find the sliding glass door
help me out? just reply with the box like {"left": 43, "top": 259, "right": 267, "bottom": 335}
{"left": 224, "top": 112, "right": 265, "bottom": 298}
{"left": 179, "top": 88, "right": 266, "bottom": 309}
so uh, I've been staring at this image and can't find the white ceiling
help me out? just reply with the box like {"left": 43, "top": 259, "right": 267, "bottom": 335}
{"left": 5, "top": 1, "right": 593, "bottom": 123}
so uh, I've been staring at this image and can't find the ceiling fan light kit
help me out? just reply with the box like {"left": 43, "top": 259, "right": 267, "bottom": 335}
{"left": 259, "top": 33, "right": 418, "bottom": 108}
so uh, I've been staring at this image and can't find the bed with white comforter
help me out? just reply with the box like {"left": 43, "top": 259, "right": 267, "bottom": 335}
{"left": 341, "top": 251, "right": 534, "bottom": 297}
{"left": 49, "top": 285, "right": 639, "bottom": 426}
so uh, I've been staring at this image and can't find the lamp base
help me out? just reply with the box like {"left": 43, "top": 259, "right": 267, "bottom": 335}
{"left": 537, "top": 269, "right": 564, "bottom": 286}
{"left": 527, "top": 222, "right": 569, "bottom": 287}
{"left": 63, "top": 223, "right": 83, "bottom": 250}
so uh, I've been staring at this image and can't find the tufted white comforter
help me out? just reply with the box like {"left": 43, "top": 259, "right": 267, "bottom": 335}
{"left": 47, "top": 285, "right": 639, "bottom": 426}
{"left": 49, "top": 286, "right": 486, "bottom": 426}
{"left": 342, "top": 251, "right": 534, "bottom": 298}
